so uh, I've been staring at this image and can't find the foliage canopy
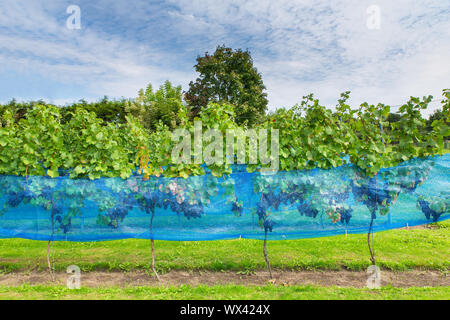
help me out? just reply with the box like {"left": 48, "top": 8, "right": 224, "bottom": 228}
{"left": 185, "top": 45, "right": 268, "bottom": 125}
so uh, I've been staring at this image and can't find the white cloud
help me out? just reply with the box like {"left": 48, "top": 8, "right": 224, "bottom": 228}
{"left": 168, "top": 0, "right": 450, "bottom": 114}
{"left": 0, "top": 0, "right": 193, "bottom": 100}
{"left": 0, "top": 0, "right": 448, "bottom": 116}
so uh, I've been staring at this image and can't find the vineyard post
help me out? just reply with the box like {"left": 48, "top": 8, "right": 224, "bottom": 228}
{"left": 47, "top": 199, "right": 56, "bottom": 281}
{"left": 263, "top": 228, "right": 273, "bottom": 279}
{"left": 150, "top": 208, "right": 160, "bottom": 280}
{"left": 368, "top": 211, "right": 376, "bottom": 265}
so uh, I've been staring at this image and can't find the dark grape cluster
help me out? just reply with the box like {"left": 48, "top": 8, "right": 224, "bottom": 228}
{"left": 104, "top": 195, "right": 135, "bottom": 228}
{"left": 231, "top": 201, "right": 243, "bottom": 216}
{"left": 182, "top": 203, "right": 203, "bottom": 219}
{"left": 107, "top": 188, "right": 206, "bottom": 230}
{"left": 3, "top": 186, "right": 77, "bottom": 234}
{"left": 155, "top": 192, "right": 204, "bottom": 220}
{"left": 339, "top": 208, "right": 353, "bottom": 224}
{"left": 46, "top": 202, "right": 73, "bottom": 234}
{"left": 256, "top": 195, "right": 269, "bottom": 220}
{"left": 164, "top": 199, "right": 202, "bottom": 219}
{"left": 6, "top": 189, "right": 34, "bottom": 208}
{"left": 257, "top": 189, "right": 297, "bottom": 219}
{"left": 6, "top": 192, "right": 25, "bottom": 208}
{"left": 106, "top": 206, "right": 128, "bottom": 228}
{"left": 351, "top": 177, "right": 392, "bottom": 214}
{"left": 52, "top": 205, "right": 63, "bottom": 216}
{"left": 41, "top": 188, "right": 53, "bottom": 200}
{"left": 418, "top": 200, "right": 442, "bottom": 222}
{"left": 284, "top": 190, "right": 306, "bottom": 204}
{"left": 263, "top": 190, "right": 282, "bottom": 210}
{"left": 164, "top": 198, "right": 179, "bottom": 212}
{"left": 55, "top": 214, "right": 71, "bottom": 234}
{"left": 256, "top": 186, "right": 315, "bottom": 233}
{"left": 297, "top": 201, "right": 318, "bottom": 218}
{"left": 263, "top": 219, "right": 275, "bottom": 232}
{"left": 138, "top": 191, "right": 164, "bottom": 214}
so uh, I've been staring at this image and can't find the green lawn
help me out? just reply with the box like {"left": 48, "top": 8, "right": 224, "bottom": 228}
{"left": 1, "top": 221, "right": 449, "bottom": 273}
{"left": 0, "top": 284, "right": 448, "bottom": 300}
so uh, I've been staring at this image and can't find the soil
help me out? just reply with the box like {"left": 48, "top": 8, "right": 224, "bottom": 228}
{"left": 0, "top": 269, "right": 448, "bottom": 288}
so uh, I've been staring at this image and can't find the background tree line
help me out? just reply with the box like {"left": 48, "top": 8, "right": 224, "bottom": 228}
{"left": 0, "top": 45, "right": 448, "bottom": 140}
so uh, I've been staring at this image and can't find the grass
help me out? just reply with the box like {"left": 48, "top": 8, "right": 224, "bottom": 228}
{"left": 1, "top": 221, "right": 449, "bottom": 273}
{"left": 0, "top": 284, "right": 448, "bottom": 300}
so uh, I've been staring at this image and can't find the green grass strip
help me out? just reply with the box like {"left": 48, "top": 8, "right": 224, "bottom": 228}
{"left": 1, "top": 221, "right": 448, "bottom": 273}
{"left": 0, "top": 284, "right": 448, "bottom": 300}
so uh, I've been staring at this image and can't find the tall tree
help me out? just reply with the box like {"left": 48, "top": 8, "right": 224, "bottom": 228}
{"left": 125, "top": 80, "right": 184, "bottom": 130}
{"left": 63, "top": 97, "right": 127, "bottom": 124}
{"left": 185, "top": 45, "right": 268, "bottom": 125}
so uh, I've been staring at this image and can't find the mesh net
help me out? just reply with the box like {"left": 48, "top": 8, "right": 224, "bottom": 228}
{"left": 0, "top": 154, "right": 448, "bottom": 242}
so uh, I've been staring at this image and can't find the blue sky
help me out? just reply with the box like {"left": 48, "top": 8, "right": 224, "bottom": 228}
{"left": 0, "top": 0, "right": 449, "bottom": 114}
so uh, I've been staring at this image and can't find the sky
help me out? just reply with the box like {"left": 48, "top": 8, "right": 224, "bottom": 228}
{"left": 0, "top": 0, "right": 449, "bottom": 114}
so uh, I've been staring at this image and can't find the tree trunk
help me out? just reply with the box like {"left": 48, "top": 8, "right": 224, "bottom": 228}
{"left": 263, "top": 229, "right": 273, "bottom": 279}
{"left": 368, "top": 212, "right": 376, "bottom": 265}
{"left": 46, "top": 240, "right": 54, "bottom": 282}
{"left": 47, "top": 203, "right": 55, "bottom": 282}
{"left": 150, "top": 210, "right": 160, "bottom": 280}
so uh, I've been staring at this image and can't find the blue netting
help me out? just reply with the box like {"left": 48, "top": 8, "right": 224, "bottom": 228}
{"left": 0, "top": 154, "right": 448, "bottom": 241}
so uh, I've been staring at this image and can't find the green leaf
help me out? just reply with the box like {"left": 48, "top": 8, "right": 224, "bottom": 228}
{"left": 47, "top": 169, "right": 59, "bottom": 178}
{"left": 74, "top": 165, "right": 84, "bottom": 174}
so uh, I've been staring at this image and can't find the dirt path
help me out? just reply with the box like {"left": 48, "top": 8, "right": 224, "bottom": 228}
{"left": 0, "top": 270, "right": 448, "bottom": 288}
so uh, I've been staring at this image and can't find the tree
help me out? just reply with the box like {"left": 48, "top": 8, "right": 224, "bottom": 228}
{"left": 387, "top": 112, "right": 401, "bottom": 124}
{"left": 60, "top": 97, "right": 128, "bottom": 124}
{"left": 426, "top": 108, "right": 448, "bottom": 132}
{"left": 185, "top": 45, "right": 268, "bottom": 125}
{"left": 426, "top": 90, "right": 450, "bottom": 148}
{"left": 0, "top": 99, "right": 50, "bottom": 125}
{"left": 125, "top": 81, "right": 184, "bottom": 131}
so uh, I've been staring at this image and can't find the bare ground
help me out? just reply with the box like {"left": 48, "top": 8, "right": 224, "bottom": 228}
{"left": 0, "top": 270, "right": 448, "bottom": 288}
